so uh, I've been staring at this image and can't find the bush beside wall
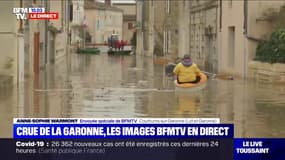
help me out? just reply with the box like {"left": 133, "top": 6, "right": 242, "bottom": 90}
{"left": 255, "top": 28, "right": 285, "bottom": 63}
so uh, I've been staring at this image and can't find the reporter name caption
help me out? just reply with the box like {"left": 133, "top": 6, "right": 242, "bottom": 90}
{"left": 13, "top": 118, "right": 232, "bottom": 138}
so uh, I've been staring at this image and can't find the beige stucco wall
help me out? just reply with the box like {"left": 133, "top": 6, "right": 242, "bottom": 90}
{"left": 50, "top": 0, "right": 62, "bottom": 29}
{"left": 247, "top": 1, "right": 285, "bottom": 61}
{"left": 114, "top": 4, "right": 136, "bottom": 43}
{"left": 50, "top": 0, "right": 67, "bottom": 62}
{"left": 160, "top": 0, "right": 190, "bottom": 60}
{"left": 105, "top": 10, "right": 123, "bottom": 41}
{"left": 219, "top": 0, "right": 285, "bottom": 77}
{"left": 178, "top": 1, "right": 190, "bottom": 58}
{"left": 114, "top": 4, "right": 136, "bottom": 15}
{"left": 168, "top": 0, "right": 179, "bottom": 58}
{"left": 188, "top": 0, "right": 219, "bottom": 72}
{"left": 85, "top": 9, "right": 95, "bottom": 43}
{"left": 54, "top": 32, "right": 67, "bottom": 61}
{"left": 70, "top": 0, "right": 85, "bottom": 45}
{"left": 71, "top": 0, "right": 85, "bottom": 26}
{"left": 0, "top": 1, "right": 19, "bottom": 84}
{"left": 136, "top": 0, "right": 143, "bottom": 55}
{"left": 148, "top": 1, "right": 154, "bottom": 57}
{"left": 85, "top": 8, "right": 123, "bottom": 44}
{"left": 152, "top": 0, "right": 166, "bottom": 57}
{"left": 85, "top": 9, "right": 106, "bottom": 43}
{"left": 122, "top": 21, "right": 135, "bottom": 43}
{"left": 153, "top": 0, "right": 165, "bottom": 39}
{"left": 219, "top": 1, "right": 246, "bottom": 77}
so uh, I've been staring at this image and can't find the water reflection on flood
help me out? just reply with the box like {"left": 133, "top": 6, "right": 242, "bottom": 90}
{"left": 0, "top": 52, "right": 285, "bottom": 138}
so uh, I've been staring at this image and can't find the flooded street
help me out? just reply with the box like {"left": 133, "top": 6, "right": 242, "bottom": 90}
{"left": 1, "top": 52, "right": 285, "bottom": 138}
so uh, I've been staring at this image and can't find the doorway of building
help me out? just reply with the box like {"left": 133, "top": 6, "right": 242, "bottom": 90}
{"left": 49, "top": 37, "right": 55, "bottom": 63}
{"left": 34, "top": 32, "right": 40, "bottom": 74}
{"left": 228, "top": 26, "right": 235, "bottom": 69}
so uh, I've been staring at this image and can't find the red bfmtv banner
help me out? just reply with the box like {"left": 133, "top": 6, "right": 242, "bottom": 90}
{"left": 29, "top": 12, "right": 58, "bottom": 20}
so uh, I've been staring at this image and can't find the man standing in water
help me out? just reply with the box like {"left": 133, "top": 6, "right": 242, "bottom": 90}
{"left": 173, "top": 54, "right": 202, "bottom": 84}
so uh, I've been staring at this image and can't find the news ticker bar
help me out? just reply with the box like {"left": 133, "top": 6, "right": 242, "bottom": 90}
{"left": 0, "top": 139, "right": 285, "bottom": 160}
{"left": 2, "top": 138, "right": 233, "bottom": 160}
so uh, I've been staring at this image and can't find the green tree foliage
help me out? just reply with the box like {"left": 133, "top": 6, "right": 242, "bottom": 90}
{"left": 255, "top": 5, "right": 285, "bottom": 63}
{"left": 255, "top": 28, "right": 285, "bottom": 63}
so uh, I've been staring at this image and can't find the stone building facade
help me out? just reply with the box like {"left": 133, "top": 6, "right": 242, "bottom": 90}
{"left": 70, "top": 0, "right": 85, "bottom": 46}
{"left": 85, "top": 0, "right": 123, "bottom": 44}
{"left": 190, "top": 0, "right": 285, "bottom": 76}
{"left": 189, "top": 0, "right": 219, "bottom": 72}
{"left": 138, "top": 0, "right": 285, "bottom": 77}
{"left": 152, "top": 0, "right": 165, "bottom": 56}
{"left": 49, "top": 0, "right": 69, "bottom": 63}
{"left": 0, "top": 0, "right": 23, "bottom": 84}
{"left": 114, "top": 2, "right": 136, "bottom": 44}
{"left": 142, "top": 0, "right": 154, "bottom": 57}
{"left": 219, "top": 0, "right": 285, "bottom": 77}
{"left": 136, "top": 0, "right": 190, "bottom": 59}
{"left": 0, "top": 0, "right": 70, "bottom": 85}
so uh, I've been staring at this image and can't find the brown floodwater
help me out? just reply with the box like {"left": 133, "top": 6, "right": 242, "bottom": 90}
{"left": 1, "top": 52, "right": 285, "bottom": 138}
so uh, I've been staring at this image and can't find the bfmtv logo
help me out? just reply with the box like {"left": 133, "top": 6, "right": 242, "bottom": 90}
{"left": 13, "top": 8, "right": 45, "bottom": 20}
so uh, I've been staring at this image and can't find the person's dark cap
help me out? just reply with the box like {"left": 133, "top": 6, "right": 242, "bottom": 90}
{"left": 183, "top": 54, "right": 191, "bottom": 59}
{"left": 182, "top": 54, "right": 192, "bottom": 66}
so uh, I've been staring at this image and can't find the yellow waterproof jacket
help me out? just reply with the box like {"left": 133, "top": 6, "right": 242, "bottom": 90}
{"left": 173, "top": 63, "right": 201, "bottom": 82}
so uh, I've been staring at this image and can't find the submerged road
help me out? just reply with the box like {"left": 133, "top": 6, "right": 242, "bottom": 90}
{"left": 0, "top": 51, "right": 285, "bottom": 138}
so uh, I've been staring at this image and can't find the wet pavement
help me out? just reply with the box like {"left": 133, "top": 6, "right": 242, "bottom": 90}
{"left": 1, "top": 51, "right": 285, "bottom": 138}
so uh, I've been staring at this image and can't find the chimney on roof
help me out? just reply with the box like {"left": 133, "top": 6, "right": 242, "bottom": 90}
{"left": 105, "top": 0, "right": 111, "bottom": 6}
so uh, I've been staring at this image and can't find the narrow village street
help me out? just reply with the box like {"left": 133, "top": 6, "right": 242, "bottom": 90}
{"left": 1, "top": 49, "right": 285, "bottom": 138}
{"left": 1, "top": 0, "right": 285, "bottom": 141}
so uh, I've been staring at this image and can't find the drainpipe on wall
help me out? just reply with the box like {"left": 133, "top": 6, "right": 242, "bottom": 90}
{"left": 219, "top": 0, "right": 222, "bottom": 32}
{"left": 19, "top": 0, "right": 23, "bottom": 33}
{"left": 244, "top": 0, "right": 248, "bottom": 36}
{"left": 163, "top": 28, "right": 166, "bottom": 57}
{"left": 18, "top": 0, "right": 24, "bottom": 84}
{"left": 66, "top": 0, "right": 71, "bottom": 76}
{"left": 44, "top": 0, "right": 48, "bottom": 66}
{"left": 67, "top": 0, "right": 70, "bottom": 52}
{"left": 141, "top": 0, "right": 145, "bottom": 55}
{"left": 243, "top": 0, "right": 248, "bottom": 79}
{"left": 217, "top": 0, "right": 222, "bottom": 73}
